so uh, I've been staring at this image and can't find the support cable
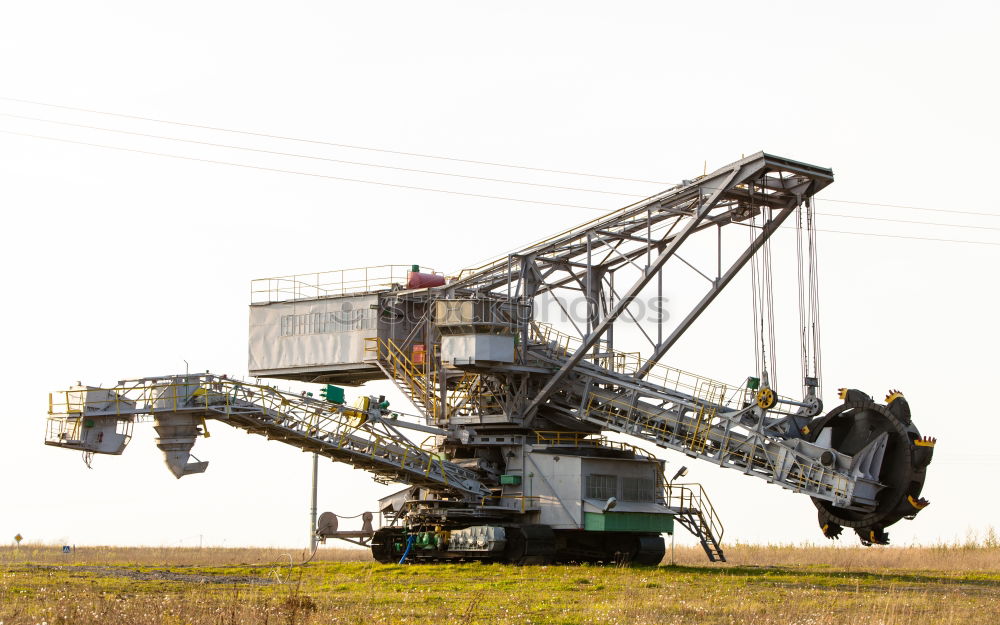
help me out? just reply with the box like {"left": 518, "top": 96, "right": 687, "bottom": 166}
{"left": 749, "top": 205, "right": 765, "bottom": 379}
{"left": 763, "top": 205, "right": 778, "bottom": 392}
{"left": 796, "top": 203, "right": 810, "bottom": 397}
{"left": 808, "top": 198, "right": 824, "bottom": 396}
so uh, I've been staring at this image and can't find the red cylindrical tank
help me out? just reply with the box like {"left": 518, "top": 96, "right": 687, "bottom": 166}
{"left": 407, "top": 271, "right": 446, "bottom": 289}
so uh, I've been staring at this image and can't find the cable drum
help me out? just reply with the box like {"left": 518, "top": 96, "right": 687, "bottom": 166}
{"left": 316, "top": 512, "right": 338, "bottom": 536}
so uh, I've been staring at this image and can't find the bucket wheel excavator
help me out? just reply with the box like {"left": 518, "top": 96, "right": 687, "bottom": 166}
{"left": 45, "top": 152, "right": 933, "bottom": 563}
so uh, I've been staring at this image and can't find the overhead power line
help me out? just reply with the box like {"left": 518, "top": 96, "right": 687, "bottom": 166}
{"left": 816, "top": 212, "right": 1000, "bottom": 232}
{"left": 6, "top": 127, "right": 998, "bottom": 251}
{"left": 815, "top": 228, "right": 1000, "bottom": 247}
{"left": 0, "top": 112, "right": 644, "bottom": 199}
{"left": 5, "top": 95, "right": 998, "bottom": 221}
{"left": 0, "top": 96, "right": 666, "bottom": 184}
{"left": 9, "top": 109, "right": 1000, "bottom": 234}
{"left": 0, "top": 129, "right": 613, "bottom": 212}
{"left": 819, "top": 198, "right": 1000, "bottom": 219}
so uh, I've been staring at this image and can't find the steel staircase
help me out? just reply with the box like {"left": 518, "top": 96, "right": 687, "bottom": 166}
{"left": 366, "top": 338, "right": 439, "bottom": 419}
{"left": 665, "top": 483, "right": 726, "bottom": 562}
{"left": 366, "top": 338, "right": 499, "bottom": 422}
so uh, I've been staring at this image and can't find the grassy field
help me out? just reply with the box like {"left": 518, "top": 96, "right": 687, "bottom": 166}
{"left": 2, "top": 541, "right": 998, "bottom": 624}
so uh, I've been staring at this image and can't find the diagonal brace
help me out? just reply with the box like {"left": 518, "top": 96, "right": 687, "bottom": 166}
{"left": 522, "top": 164, "right": 755, "bottom": 421}
{"left": 633, "top": 204, "right": 799, "bottom": 379}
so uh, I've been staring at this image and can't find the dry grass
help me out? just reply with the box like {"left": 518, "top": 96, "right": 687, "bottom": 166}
{"left": 2, "top": 540, "right": 999, "bottom": 624}
{"left": 6, "top": 538, "right": 998, "bottom": 572}
{"left": 670, "top": 540, "right": 1000, "bottom": 572}
{"left": 0, "top": 544, "right": 368, "bottom": 567}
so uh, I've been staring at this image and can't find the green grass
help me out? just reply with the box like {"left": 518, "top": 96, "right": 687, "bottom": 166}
{"left": 2, "top": 545, "right": 999, "bottom": 624}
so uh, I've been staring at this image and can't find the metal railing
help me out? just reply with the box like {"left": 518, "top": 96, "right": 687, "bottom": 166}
{"left": 250, "top": 265, "right": 441, "bottom": 304}
{"left": 366, "top": 338, "right": 501, "bottom": 420}
{"left": 48, "top": 375, "right": 488, "bottom": 498}
{"left": 533, "top": 430, "right": 657, "bottom": 460}
{"left": 665, "top": 482, "right": 725, "bottom": 547}
{"left": 529, "top": 322, "right": 739, "bottom": 403}
{"left": 480, "top": 495, "right": 541, "bottom": 513}
{"left": 584, "top": 390, "right": 850, "bottom": 501}
{"left": 367, "top": 337, "right": 439, "bottom": 418}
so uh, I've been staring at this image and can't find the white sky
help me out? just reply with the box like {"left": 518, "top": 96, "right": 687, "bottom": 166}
{"left": 1, "top": 1, "right": 998, "bottom": 550}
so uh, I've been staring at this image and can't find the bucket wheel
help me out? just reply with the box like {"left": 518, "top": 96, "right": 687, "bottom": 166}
{"left": 806, "top": 389, "right": 933, "bottom": 545}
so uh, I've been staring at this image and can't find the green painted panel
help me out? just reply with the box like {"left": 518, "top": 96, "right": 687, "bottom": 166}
{"left": 321, "top": 385, "right": 345, "bottom": 404}
{"left": 584, "top": 512, "right": 673, "bottom": 534}
{"left": 500, "top": 474, "right": 522, "bottom": 485}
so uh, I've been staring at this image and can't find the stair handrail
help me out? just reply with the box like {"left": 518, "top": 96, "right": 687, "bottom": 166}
{"left": 665, "top": 482, "right": 725, "bottom": 545}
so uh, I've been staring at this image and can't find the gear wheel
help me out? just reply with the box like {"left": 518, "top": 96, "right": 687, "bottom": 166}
{"left": 756, "top": 387, "right": 776, "bottom": 410}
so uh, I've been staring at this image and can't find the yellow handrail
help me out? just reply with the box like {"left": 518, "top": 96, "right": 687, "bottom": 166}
{"left": 584, "top": 390, "right": 848, "bottom": 501}
{"left": 529, "top": 322, "right": 738, "bottom": 403}
{"left": 479, "top": 495, "right": 541, "bottom": 513}
{"left": 47, "top": 376, "right": 476, "bottom": 491}
{"left": 665, "top": 482, "right": 725, "bottom": 545}
{"left": 533, "top": 430, "right": 656, "bottom": 459}
{"left": 367, "top": 338, "right": 501, "bottom": 420}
